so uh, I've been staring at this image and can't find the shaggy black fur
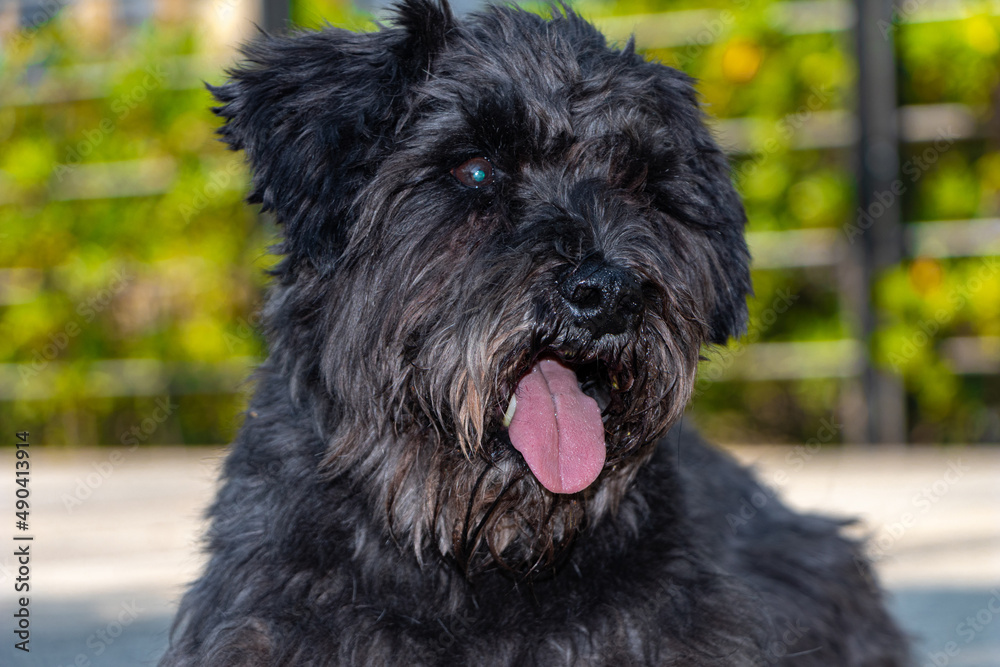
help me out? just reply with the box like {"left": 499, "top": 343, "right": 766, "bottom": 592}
{"left": 161, "top": 2, "right": 910, "bottom": 665}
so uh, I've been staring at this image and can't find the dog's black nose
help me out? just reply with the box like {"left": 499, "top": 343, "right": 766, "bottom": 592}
{"left": 558, "top": 258, "right": 644, "bottom": 337}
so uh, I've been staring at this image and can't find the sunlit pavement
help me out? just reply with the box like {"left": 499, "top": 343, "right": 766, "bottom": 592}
{"left": 1, "top": 443, "right": 997, "bottom": 666}
{"left": 727, "top": 445, "right": 1000, "bottom": 667}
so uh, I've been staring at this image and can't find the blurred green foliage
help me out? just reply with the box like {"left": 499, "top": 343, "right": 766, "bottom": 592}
{"left": 576, "top": 0, "right": 1000, "bottom": 442}
{"left": 1, "top": 14, "right": 274, "bottom": 445}
{"left": 2, "top": 0, "right": 998, "bottom": 445}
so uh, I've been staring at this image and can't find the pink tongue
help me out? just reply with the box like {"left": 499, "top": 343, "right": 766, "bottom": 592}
{"left": 507, "top": 358, "right": 606, "bottom": 494}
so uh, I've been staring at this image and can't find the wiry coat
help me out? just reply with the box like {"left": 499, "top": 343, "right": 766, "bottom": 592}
{"left": 161, "top": 2, "right": 910, "bottom": 665}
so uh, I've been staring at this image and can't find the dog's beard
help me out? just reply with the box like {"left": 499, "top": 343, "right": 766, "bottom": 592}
{"left": 314, "top": 266, "right": 705, "bottom": 576}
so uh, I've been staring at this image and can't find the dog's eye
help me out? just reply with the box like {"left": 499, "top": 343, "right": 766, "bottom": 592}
{"left": 451, "top": 157, "right": 494, "bottom": 188}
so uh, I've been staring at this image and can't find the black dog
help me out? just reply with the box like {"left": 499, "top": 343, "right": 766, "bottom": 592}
{"left": 162, "top": 2, "right": 910, "bottom": 664}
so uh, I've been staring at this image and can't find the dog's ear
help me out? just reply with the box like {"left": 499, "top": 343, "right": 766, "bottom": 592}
{"left": 208, "top": 0, "right": 455, "bottom": 268}
{"left": 692, "top": 143, "right": 752, "bottom": 345}
{"left": 643, "top": 64, "right": 752, "bottom": 344}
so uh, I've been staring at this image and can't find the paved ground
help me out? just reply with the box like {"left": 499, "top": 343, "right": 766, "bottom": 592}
{"left": 1, "top": 443, "right": 997, "bottom": 666}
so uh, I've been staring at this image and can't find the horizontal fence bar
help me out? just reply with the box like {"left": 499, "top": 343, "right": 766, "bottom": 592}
{"left": 3, "top": 357, "right": 258, "bottom": 401}
{"left": 0, "top": 156, "right": 245, "bottom": 206}
{"left": 0, "top": 218, "right": 995, "bottom": 306}
{"left": 714, "top": 104, "right": 983, "bottom": 154}
{"left": 898, "top": 103, "right": 981, "bottom": 143}
{"left": 2, "top": 332, "right": 998, "bottom": 398}
{"left": 2, "top": 55, "right": 226, "bottom": 107}
{"left": 593, "top": 0, "right": 854, "bottom": 47}
{"left": 748, "top": 219, "right": 1000, "bottom": 270}
{"left": 0, "top": 267, "right": 44, "bottom": 306}
{"left": 0, "top": 103, "right": 982, "bottom": 204}
{"left": 903, "top": 0, "right": 1000, "bottom": 25}
{"left": 747, "top": 228, "right": 842, "bottom": 269}
{"left": 594, "top": 0, "right": 1000, "bottom": 49}
{"left": 940, "top": 336, "right": 1000, "bottom": 374}
{"left": 703, "top": 335, "right": 1000, "bottom": 381}
{"left": 907, "top": 219, "right": 1000, "bottom": 258}
{"left": 49, "top": 157, "right": 178, "bottom": 201}
{"left": 701, "top": 339, "right": 864, "bottom": 381}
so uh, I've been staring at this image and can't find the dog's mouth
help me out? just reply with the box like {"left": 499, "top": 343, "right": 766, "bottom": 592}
{"left": 501, "top": 349, "right": 625, "bottom": 495}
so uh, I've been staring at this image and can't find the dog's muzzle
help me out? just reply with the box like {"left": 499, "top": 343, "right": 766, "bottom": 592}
{"left": 496, "top": 261, "right": 647, "bottom": 496}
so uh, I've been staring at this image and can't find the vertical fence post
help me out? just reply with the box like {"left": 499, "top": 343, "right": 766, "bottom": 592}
{"left": 850, "top": 0, "right": 906, "bottom": 443}
{"left": 261, "top": 0, "right": 289, "bottom": 33}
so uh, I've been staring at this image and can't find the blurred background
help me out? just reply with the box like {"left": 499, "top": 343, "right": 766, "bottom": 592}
{"left": 3, "top": 0, "right": 1000, "bottom": 447}
{"left": 1, "top": 0, "right": 998, "bottom": 665}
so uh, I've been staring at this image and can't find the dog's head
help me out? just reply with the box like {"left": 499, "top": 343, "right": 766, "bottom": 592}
{"left": 213, "top": 0, "right": 750, "bottom": 573}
